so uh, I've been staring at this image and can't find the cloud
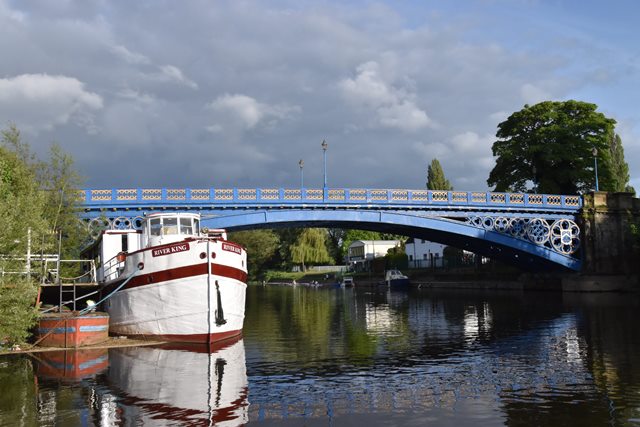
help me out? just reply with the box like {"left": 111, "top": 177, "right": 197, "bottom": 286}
{"left": 339, "top": 61, "right": 434, "bottom": 132}
{"left": 158, "top": 65, "right": 198, "bottom": 89}
{"left": 0, "top": 73, "right": 103, "bottom": 134}
{"left": 206, "top": 94, "right": 300, "bottom": 131}
{"left": 110, "top": 44, "right": 150, "bottom": 65}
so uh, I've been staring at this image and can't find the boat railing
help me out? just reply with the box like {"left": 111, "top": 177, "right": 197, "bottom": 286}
{"left": 40, "top": 258, "right": 98, "bottom": 286}
{"left": 102, "top": 253, "right": 126, "bottom": 282}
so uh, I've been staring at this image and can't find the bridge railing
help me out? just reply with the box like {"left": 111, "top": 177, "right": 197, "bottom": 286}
{"left": 80, "top": 188, "right": 582, "bottom": 210}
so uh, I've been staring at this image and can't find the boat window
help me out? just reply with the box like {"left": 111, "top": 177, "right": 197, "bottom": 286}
{"left": 163, "top": 217, "right": 178, "bottom": 235}
{"left": 194, "top": 219, "right": 200, "bottom": 235}
{"left": 180, "top": 217, "right": 193, "bottom": 235}
{"left": 150, "top": 218, "right": 161, "bottom": 236}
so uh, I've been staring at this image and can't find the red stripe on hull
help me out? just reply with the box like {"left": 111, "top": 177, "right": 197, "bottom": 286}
{"left": 103, "top": 262, "right": 247, "bottom": 293}
{"left": 122, "top": 328, "right": 242, "bottom": 344}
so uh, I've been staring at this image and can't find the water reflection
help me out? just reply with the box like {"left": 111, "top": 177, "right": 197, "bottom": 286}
{"left": 103, "top": 338, "right": 248, "bottom": 426}
{"left": 2, "top": 287, "right": 640, "bottom": 425}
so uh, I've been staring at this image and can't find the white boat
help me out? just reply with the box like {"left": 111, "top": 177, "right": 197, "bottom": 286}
{"left": 88, "top": 212, "right": 247, "bottom": 343}
{"left": 382, "top": 269, "right": 410, "bottom": 288}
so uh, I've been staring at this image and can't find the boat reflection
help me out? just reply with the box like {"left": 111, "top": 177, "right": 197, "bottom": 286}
{"left": 105, "top": 337, "right": 248, "bottom": 426}
{"left": 33, "top": 348, "right": 109, "bottom": 381}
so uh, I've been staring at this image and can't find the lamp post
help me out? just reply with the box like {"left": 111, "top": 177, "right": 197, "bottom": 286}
{"left": 592, "top": 147, "right": 599, "bottom": 192}
{"left": 321, "top": 139, "right": 328, "bottom": 189}
{"left": 532, "top": 165, "right": 537, "bottom": 194}
{"left": 298, "top": 159, "right": 304, "bottom": 188}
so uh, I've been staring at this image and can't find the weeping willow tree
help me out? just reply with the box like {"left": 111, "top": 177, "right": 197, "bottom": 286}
{"left": 289, "top": 228, "right": 332, "bottom": 271}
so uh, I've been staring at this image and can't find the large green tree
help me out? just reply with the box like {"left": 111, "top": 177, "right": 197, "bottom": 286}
{"left": 426, "top": 158, "right": 453, "bottom": 190}
{"left": 487, "top": 100, "right": 622, "bottom": 194}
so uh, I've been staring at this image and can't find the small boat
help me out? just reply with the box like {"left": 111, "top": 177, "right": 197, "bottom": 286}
{"left": 86, "top": 212, "right": 247, "bottom": 343}
{"left": 381, "top": 269, "right": 410, "bottom": 288}
{"left": 341, "top": 276, "right": 354, "bottom": 287}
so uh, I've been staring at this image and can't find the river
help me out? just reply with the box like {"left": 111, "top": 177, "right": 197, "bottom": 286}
{"left": 1, "top": 285, "right": 639, "bottom": 426}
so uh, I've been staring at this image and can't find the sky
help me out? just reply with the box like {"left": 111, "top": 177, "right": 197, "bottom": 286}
{"left": 1, "top": 0, "right": 639, "bottom": 192}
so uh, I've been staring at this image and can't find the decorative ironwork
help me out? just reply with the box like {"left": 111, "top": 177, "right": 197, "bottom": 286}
{"left": 167, "top": 189, "right": 186, "bottom": 200}
{"left": 91, "top": 189, "right": 111, "bottom": 201}
{"left": 432, "top": 191, "right": 447, "bottom": 202}
{"left": 238, "top": 189, "right": 256, "bottom": 200}
{"left": 306, "top": 189, "right": 323, "bottom": 200}
{"left": 370, "top": 190, "right": 387, "bottom": 201}
{"left": 284, "top": 189, "right": 302, "bottom": 200}
{"left": 116, "top": 189, "right": 137, "bottom": 201}
{"left": 142, "top": 189, "right": 162, "bottom": 200}
{"left": 391, "top": 190, "right": 409, "bottom": 201}
{"left": 191, "top": 189, "right": 210, "bottom": 200}
{"left": 411, "top": 190, "right": 429, "bottom": 201}
{"left": 260, "top": 189, "right": 279, "bottom": 200}
{"left": 550, "top": 219, "right": 580, "bottom": 254}
{"left": 215, "top": 189, "right": 233, "bottom": 200}
{"left": 466, "top": 215, "right": 579, "bottom": 255}
{"left": 349, "top": 189, "right": 367, "bottom": 200}
{"left": 329, "top": 189, "right": 345, "bottom": 200}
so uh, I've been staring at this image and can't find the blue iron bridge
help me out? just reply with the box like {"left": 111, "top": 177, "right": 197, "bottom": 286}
{"left": 79, "top": 187, "right": 583, "bottom": 271}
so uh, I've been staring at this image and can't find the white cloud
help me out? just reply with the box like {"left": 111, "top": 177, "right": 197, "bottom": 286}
{"left": 110, "top": 44, "right": 150, "bottom": 65}
{"left": 158, "top": 65, "right": 198, "bottom": 89}
{"left": 207, "top": 94, "right": 300, "bottom": 131}
{"left": 0, "top": 73, "right": 103, "bottom": 133}
{"left": 340, "top": 61, "right": 434, "bottom": 132}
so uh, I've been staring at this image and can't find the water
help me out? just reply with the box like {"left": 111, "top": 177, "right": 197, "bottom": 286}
{"left": 1, "top": 285, "right": 640, "bottom": 426}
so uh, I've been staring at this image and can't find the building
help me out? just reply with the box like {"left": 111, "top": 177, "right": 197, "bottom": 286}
{"left": 405, "top": 238, "right": 446, "bottom": 269}
{"left": 347, "top": 240, "right": 401, "bottom": 272}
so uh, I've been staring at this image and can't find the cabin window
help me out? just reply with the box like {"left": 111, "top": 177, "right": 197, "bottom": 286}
{"left": 163, "top": 217, "right": 178, "bottom": 235}
{"left": 150, "top": 218, "right": 162, "bottom": 236}
{"left": 121, "top": 234, "right": 128, "bottom": 252}
{"left": 180, "top": 217, "right": 193, "bottom": 235}
{"left": 194, "top": 219, "right": 200, "bottom": 235}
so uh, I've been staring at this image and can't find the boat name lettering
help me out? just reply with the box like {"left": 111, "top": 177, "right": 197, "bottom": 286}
{"left": 152, "top": 243, "right": 190, "bottom": 257}
{"left": 222, "top": 243, "right": 242, "bottom": 255}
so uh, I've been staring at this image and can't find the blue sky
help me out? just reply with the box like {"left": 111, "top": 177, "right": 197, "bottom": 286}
{"left": 0, "top": 0, "right": 638, "bottom": 191}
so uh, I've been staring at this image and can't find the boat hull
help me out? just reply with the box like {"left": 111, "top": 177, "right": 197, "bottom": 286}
{"left": 103, "top": 238, "right": 247, "bottom": 343}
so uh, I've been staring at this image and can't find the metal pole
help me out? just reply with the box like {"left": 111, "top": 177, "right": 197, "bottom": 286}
{"left": 321, "top": 140, "right": 328, "bottom": 189}
{"left": 299, "top": 159, "right": 304, "bottom": 188}
{"left": 593, "top": 147, "right": 599, "bottom": 191}
{"left": 26, "top": 228, "right": 31, "bottom": 277}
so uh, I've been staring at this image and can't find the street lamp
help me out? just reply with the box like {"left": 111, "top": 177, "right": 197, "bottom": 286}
{"left": 592, "top": 147, "right": 599, "bottom": 192}
{"left": 298, "top": 159, "right": 304, "bottom": 188}
{"left": 321, "top": 139, "right": 328, "bottom": 189}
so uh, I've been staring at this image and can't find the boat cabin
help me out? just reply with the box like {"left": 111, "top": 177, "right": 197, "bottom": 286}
{"left": 143, "top": 213, "right": 201, "bottom": 247}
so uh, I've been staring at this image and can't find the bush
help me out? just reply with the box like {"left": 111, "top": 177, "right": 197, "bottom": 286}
{"left": 0, "top": 278, "right": 39, "bottom": 346}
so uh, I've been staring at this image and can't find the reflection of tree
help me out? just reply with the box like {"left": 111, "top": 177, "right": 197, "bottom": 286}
{"left": 0, "top": 357, "right": 38, "bottom": 425}
{"left": 570, "top": 294, "right": 640, "bottom": 425}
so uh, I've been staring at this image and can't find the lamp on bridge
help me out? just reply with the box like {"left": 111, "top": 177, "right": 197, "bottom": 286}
{"left": 299, "top": 159, "right": 304, "bottom": 188}
{"left": 592, "top": 147, "right": 599, "bottom": 192}
{"left": 321, "top": 139, "right": 328, "bottom": 189}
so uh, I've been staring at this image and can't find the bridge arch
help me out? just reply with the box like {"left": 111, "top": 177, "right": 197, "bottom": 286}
{"left": 200, "top": 209, "right": 580, "bottom": 271}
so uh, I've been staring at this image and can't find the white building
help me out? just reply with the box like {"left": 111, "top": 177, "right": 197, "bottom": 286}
{"left": 405, "top": 238, "right": 446, "bottom": 269}
{"left": 347, "top": 240, "right": 401, "bottom": 271}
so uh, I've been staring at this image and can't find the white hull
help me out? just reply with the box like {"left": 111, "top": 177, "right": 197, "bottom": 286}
{"left": 103, "top": 237, "right": 247, "bottom": 343}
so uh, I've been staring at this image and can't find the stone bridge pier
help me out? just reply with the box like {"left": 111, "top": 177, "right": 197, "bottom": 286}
{"left": 564, "top": 192, "right": 640, "bottom": 291}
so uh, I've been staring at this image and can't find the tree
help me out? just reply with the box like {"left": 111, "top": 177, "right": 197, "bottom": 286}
{"left": 487, "top": 100, "right": 618, "bottom": 194}
{"left": 227, "top": 229, "right": 280, "bottom": 279}
{"left": 289, "top": 228, "right": 332, "bottom": 271}
{"left": 0, "top": 124, "right": 84, "bottom": 345}
{"left": 426, "top": 158, "right": 453, "bottom": 190}
{"left": 608, "top": 131, "right": 635, "bottom": 194}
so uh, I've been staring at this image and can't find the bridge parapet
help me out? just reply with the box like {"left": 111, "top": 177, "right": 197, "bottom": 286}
{"left": 80, "top": 187, "right": 582, "bottom": 212}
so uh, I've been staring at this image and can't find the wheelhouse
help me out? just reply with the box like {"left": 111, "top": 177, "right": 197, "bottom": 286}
{"left": 143, "top": 213, "right": 201, "bottom": 247}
